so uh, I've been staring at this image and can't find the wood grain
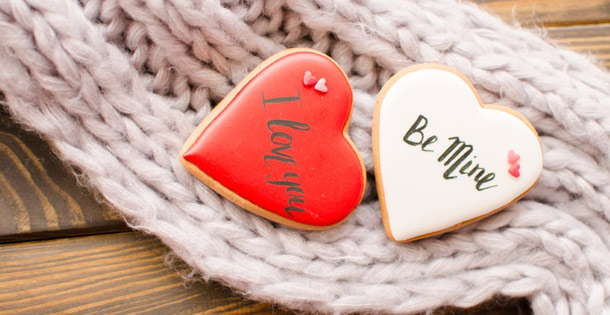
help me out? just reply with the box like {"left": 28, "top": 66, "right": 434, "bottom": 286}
{"left": 546, "top": 24, "right": 610, "bottom": 68}
{"left": 0, "top": 232, "right": 290, "bottom": 315}
{"left": 473, "top": 0, "right": 610, "bottom": 26}
{"left": 0, "top": 231, "right": 529, "bottom": 315}
{"left": 0, "top": 109, "right": 128, "bottom": 242}
{"left": 469, "top": 1, "right": 610, "bottom": 68}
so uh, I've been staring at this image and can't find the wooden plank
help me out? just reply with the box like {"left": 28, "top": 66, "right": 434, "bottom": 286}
{"left": 0, "top": 232, "right": 290, "bottom": 315}
{"left": 472, "top": 0, "right": 610, "bottom": 26}
{"left": 546, "top": 24, "right": 610, "bottom": 68}
{"left": 471, "top": 0, "right": 610, "bottom": 69}
{"left": 0, "top": 109, "right": 129, "bottom": 242}
{"left": 0, "top": 232, "right": 529, "bottom": 315}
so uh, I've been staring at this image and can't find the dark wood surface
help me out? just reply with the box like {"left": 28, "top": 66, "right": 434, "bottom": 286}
{"left": 476, "top": 0, "right": 610, "bottom": 26}
{"left": 0, "top": 232, "right": 529, "bottom": 315}
{"left": 0, "top": 1, "right": 607, "bottom": 313}
{"left": 0, "top": 111, "right": 128, "bottom": 243}
{"left": 546, "top": 24, "right": 610, "bottom": 68}
{"left": 0, "top": 232, "right": 289, "bottom": 315}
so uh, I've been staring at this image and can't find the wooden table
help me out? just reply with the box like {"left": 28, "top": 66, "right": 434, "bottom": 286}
{"left": 0, "top": 1, "right": 608, "bottom": 313}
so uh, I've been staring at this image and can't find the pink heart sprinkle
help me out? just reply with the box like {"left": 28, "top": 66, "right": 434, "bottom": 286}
{"left": 507, "top": 149, "right": 520, "bottom": 164}
{"left": 314, "top": 78, "right": 328, "bottom": 93}
{"left": 303, "top": 70, "right": 317, "bottom": 86}
{"left": 508, "top": 163, "right": 520, "bottom": 178}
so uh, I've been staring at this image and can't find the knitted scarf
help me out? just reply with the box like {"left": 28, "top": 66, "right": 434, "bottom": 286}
{"left": 1, "top": 0, "right": 610, "bottom": 313}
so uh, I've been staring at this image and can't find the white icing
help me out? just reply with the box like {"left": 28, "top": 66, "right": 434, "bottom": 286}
{"left": 378, "top": 68, "right": 543, "bottom": 241}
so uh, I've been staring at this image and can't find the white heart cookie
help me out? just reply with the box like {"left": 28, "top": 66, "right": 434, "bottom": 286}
{"left": 373, "top": 64, "right": 543, "bottom": 242}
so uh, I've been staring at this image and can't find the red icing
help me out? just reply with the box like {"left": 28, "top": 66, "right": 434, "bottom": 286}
{"left": 508, "top": 163, "right": 520, "bottom": 178}
{"left": 183, "top": 51, "right": 364, "bottom": 227}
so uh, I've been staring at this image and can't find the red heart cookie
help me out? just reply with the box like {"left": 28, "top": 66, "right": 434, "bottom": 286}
{"left": 180, "top": 49, "right": 366, "bottom": 230}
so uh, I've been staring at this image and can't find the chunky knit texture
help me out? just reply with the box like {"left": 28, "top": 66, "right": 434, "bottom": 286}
{"left": 2, "top": 0, "right": 610, "bottom": 313}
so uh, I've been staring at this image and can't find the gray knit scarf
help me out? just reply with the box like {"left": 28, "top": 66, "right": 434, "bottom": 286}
{"left": 1, "top": 0, "right": 610, "bottom": 313}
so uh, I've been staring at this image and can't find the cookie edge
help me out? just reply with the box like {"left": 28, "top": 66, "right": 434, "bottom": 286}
{"left": 179, "top": 48, "right": 367, "bottom": 230}
{"left": 372, "top": 63, "right": 543, "bottom": 242}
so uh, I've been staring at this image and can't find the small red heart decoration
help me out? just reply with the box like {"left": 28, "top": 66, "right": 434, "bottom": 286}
{"left": 507, "top": 149, "right": 520, "bottom": 164}
{"left": 508, "top": 163, "right": 521, "bottom": 177}
{"left": 180, "top": 49, "right": 366, "bottom": 229}
{"left": 303, "top": 70, "right": 317, "bottom": 86}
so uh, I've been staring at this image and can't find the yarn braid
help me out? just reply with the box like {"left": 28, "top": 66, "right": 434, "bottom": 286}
{"left": 1, "top": 0, "right": 610, "bottom": 313}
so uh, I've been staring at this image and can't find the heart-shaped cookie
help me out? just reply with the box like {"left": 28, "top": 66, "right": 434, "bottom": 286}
{"left": 373, "top": 64, "right": 543, "bottom": 242}
{"left": 180, "top": 49, "right": 366, "bottom": 230}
